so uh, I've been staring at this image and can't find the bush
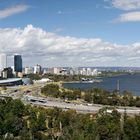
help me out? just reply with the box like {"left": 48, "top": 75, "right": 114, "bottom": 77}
{"left": 41, "top": 84, "right": 60, "bottom": 97}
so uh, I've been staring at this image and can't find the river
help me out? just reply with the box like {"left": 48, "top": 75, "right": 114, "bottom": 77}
{"left": 63, "top": 74, "right": 140, "bottom": 96}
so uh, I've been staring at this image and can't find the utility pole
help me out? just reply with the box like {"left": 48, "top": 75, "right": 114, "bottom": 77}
{"left": 117, "top": 80, "right": 120, "bottom": 95}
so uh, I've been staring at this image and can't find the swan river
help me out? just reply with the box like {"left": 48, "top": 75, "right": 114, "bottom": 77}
{"left": 63, "top": 74, "right": 140, "bottom": 96}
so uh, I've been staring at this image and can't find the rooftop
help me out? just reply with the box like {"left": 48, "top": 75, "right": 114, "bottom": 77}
{"left": 0, "top": 78, "right": 22, "bottom": 84}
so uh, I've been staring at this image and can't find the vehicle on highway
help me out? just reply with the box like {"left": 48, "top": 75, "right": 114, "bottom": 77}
{"left": 38, "top": 100, "right": 47, "bottom": 103}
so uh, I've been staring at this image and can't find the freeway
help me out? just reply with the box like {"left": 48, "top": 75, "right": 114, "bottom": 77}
{"left": 23, "top": 95, "right": 140, "bottom": 115}
{"left": 0, "top": 83, "right": 140, "bottom": 115}
{"left": 1, "top": 93, "right": 140, "bottom": 114}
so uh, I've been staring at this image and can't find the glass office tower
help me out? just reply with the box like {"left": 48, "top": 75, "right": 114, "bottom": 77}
{"left": 14, "top": 55, "right": 22, "bottom": 72}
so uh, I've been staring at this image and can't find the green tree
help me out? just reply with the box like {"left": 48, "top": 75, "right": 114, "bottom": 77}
{"left": 41, "top": 84, "right": 60, "bottom": 97}
{"left": 123, "top": 117, "right": 140, "bottom": 140}
{"left": 96, "top": 108, "right": 121, "bottom": 140}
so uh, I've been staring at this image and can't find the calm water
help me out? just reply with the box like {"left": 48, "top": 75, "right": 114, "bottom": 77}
{"left": 63, "top": 74, "right": 140, "bottom": 96}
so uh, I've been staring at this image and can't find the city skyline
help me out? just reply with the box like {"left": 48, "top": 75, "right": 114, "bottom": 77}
{"left": 0, "top": 0, "right": 140, "bottom": 67}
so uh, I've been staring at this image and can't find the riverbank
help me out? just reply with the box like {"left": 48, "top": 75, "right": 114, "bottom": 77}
{"left": 41, "top": 80, "right": 140, "bottom": 107}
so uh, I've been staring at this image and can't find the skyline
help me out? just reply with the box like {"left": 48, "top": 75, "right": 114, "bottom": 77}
{"left": 0, "top": 0, "right": 140, "bottom": 67}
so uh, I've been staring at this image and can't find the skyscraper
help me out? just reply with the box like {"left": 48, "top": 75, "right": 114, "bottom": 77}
{"left": 14, "top": 55, "right": 22, "bottom": 72}
{"left": 34, "top": 64, "right": 42, "bottom": 74}
{"left": 0, "top": 54, "right": 7, "bottom": 75}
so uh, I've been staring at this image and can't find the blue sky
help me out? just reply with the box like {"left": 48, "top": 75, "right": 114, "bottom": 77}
{"left": 0, "top": 0, "right": 140, "bottom": 67}
{"left": 0, "top": 0, "right": 140, "bottom": 44}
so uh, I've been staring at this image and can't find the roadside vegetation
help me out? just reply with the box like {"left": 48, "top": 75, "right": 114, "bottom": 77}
{"left": 0, "top": 97, "right": 140, "bottom": 140}
{"left": 84, "top": 89, "right": 140, "bottom": 107}
{"left": 41, "top": 84, "right": 140, "bottom": 107}
{"left": 41, "top": 84, "right": 81, "bottom": 100}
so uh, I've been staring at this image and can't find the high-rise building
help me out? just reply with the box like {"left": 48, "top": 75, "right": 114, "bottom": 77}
{"left": 34, "top": 64, "right": 42, "bottom": 74}
{"left": 0, "top": 54, "right": 7, "bottom": 70}
{"left": 52, "top": 67, "right": 62, "bottom": 75}
{"left": 1, "top": 67, "right": 13, "bottom": 78}
{"left": 14, "top": 55, "right": 22, "bottom": 72}
{"left": 0, "top": 54, "right": 7, "bottom": 76}
{"left": 82, "top": 68, "right": 87, "bottom": 75}
{"left": 25, "top": 67, "right": 33, "bottom": 74}
{"left": 87, "top": 68, "right": 92, "bottom": 76}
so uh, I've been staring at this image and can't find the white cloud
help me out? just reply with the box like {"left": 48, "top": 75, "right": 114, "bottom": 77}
{"left": 57, "top": 10, "right": 74, "bottom": 15}
{"left": 105, "top": 0, "right": 140, "bottom": 23}
{"left": 0, "top": 25, "right": 140, "bottom": 67}
{"left": 114, "top": 11, "right": 140, "bottom": 22}
{"left": 57, "top": 9, "right": 80, "bottom": 15}
{"left": 0, "top": 4, "right": 29, "bottom": 19}
{"left": 110, "top": 0, "right": 140, "bottom": 10}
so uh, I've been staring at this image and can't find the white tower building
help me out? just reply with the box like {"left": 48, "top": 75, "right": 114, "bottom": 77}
{"left": 25, "top": 67, "right": 33, "bottom": 74}
{"left": 0, "top": 54, "right": 7, "bottom": 76}
{"left": 34, "top": 64, "right": 42, "bottom": 74}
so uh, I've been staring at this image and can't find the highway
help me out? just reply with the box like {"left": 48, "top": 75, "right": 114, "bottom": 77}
{"left": 23, "top": 95, "right": 140, "bottom": 115}
{"left": 0, "top": 84, "right": 140, "bottom": 115}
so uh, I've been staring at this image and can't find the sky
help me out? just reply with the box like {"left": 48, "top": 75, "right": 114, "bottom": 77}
{"left": 0, "top": 0, "right": 140, "bottom": 67}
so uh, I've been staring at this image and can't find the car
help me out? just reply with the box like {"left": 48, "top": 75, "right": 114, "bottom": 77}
{"left": 38, "top": 100, "right": 47, "bottom": 103}
{"left": 87, "top": 103, "right": 93, "bottom": 106}
{"left": 25, "top": 90, "right": 31, "bottom": 93}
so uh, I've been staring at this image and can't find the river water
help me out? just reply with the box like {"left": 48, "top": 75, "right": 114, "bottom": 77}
{"left": 63, "top": 74, "right": 140, "bottom": 96}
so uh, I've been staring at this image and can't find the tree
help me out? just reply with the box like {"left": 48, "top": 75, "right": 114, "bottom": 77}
{"left": 11, "top": 99, "right": 25, "bottom": 117}
{"left": 37, "top": 111, "right": 46, "bottom": 131}
{"left": 84, "top": 92, "right": 92, "bottom": 102}
{"left": 96, "top": 108, "right": 121, "bottom": 140}
{"left": 123, "top": 117, "right": 140, "bottom": 140}
{"left": 3, "top": 113, "right": 22, "bottom": 136}
{"left": 19, "top": 126, "right": 32, "bottom": 140}
{"left": 41, "top": 84, "right": 60, "bottom": 97}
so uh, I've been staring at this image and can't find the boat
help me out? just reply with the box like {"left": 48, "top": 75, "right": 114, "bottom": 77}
{"left": 80, "top": 78, "right": 103, "bottom": 83}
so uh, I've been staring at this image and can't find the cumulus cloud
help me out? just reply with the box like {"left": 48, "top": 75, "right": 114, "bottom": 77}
{"left": 0, "top": 25, "right": 140, "bottom": 67}
{"left": 114, "top": 11, "right": 140, "bottom": 22}
{"left": 0, "top": 4, "right": 29, "bottom": 19}
{"left": 105, "top": 0, "right": 140, "bottom": 23}
{"left": 110, "top": 0, "right": 140, "bottom": 11}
